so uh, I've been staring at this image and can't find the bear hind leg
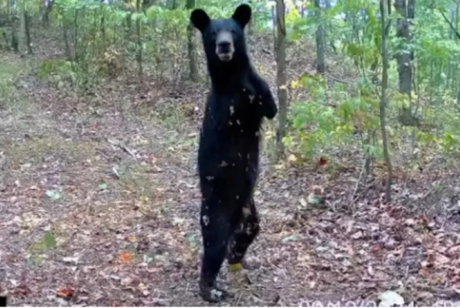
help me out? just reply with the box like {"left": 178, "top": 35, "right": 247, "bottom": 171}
{"left": 227, "top": 197, "right": 260, "bottom": 271}
{"left": 200, "top": 197, "right": 237, "bottom": 302}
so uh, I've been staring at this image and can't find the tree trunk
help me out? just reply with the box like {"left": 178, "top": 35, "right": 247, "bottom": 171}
{"left": 314, "top": 0, "right": 325, "bottom": 73}
{"left": 11, "top": 15, "right": 19, "bottom": 52}
{"left": 19, "top": 4, "right": 32, "bottom": 56}
{"left": 74, "top": 9, "right": 78, "bottom": 60}
{"left": 63, "top": 24, "right": 71, "bottom": 59}
{"left": 275, "top": 0, "right": 287, "bottom": 160}
{"left": 447, "top": 3, "right": 456, "bottom": 88}
{"left": 100, "top": 2, "right": 106, "bottom": 51}
{"left": 271, "top": 5, "right": 276, "bottom": 52}
{"left": 455, "top": 2, "right": 460, "bottom": 105}
{"left": 457, "top": 75, "right": 460, "bottom": 105}
{"left": 407, "top": 0, "right": 414, "bottom": 70}
{"left": 186, "top": 0, "right": 198, "bottom": 81}
{"left": 394, "top": 0, "right": 417, "bottom": 126}
{"left": 24, "top": 11, "right": 32, "bottom": 54}
{"left": 454, "top": 1, "right": 459, "bottom": 97}
{"left": 380, "top": 0, "right": 392, "bottom": 203}
{"left": 136, "top": 0, "right": 143, "bottom": 78}
{"left": 1, "top": 29, "right": 10, "bottom": 49}
{"left": 42, "top": 0, "right": 53, "bottom": 27}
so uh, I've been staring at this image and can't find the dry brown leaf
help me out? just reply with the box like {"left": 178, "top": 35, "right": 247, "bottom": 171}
{"left": 120, "top": 251, "right": 133, "bottom": 263}
{"left": 419, "top": 267, "right": 429, "bottom": 277}
{"left": 125, "top": 235, "right": 137, "bottom": 242}
{"left": 56, "top": 286, "right": 74, "bottom": 299}
{"left": 318, "top": 156, "right": 328, "bottom": 166}
{"left": 435, "top": 253, "right": 450, "bottom": 265}
{"left": 371, "top": 244, "right": 380, "bottom": 255}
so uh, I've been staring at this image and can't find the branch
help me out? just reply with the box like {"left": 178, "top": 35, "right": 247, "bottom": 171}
{"left": 439, "top": 9, "right": 460, "bottom": 40}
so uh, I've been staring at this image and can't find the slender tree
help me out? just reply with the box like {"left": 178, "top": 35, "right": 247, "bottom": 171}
{"left": 380, "top": 0, "right": 393, "bottom": 202}
{"left": 314, "top": 0, "right": 325, "bottom": 73}
{"left": 394, "top": 0, "right": 417, "bottom": 126}
{"left": 275, "top": 0, "right": 287, "bottom": 160}
{"left": 186, "top": 0, "right": 198, "bottom": 82}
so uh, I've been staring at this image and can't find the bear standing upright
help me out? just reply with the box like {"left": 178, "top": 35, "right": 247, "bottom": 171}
{"left": 190, "top": 3, "right": 278, "bottom": 302}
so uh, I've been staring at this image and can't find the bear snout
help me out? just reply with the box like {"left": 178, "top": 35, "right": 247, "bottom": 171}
{"left": 215, "top": 31, "right": 235, "bottom": 61}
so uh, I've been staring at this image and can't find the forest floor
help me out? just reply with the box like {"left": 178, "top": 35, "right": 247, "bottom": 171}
{"left": 2, "top": 35, "right": 460, "bottom": 307}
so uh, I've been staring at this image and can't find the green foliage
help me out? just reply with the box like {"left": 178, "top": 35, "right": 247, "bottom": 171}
{"left": 6, "top": 0, "right": 460, "bottom": 168}
{"left": 275, "top": 0, "right": 460, "bottom": 167}
{"left": 38, "top": 59, "right": 88, "bottom": 90}
{"left": 286, "top": 73, "right": 382, "bottom": 159}
{"left": 0, "top": 61, "right": 21, "bottom": 108}
{"left": 43, "top": 231, "right": 57, "bottom": 248}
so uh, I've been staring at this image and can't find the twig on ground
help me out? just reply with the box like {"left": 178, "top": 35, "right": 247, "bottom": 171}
{"left": 107, "top": 138, "right": 137, "bottom": 158}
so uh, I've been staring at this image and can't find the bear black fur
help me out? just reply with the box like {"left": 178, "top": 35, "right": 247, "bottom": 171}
{"left": 190, "top": 3, "right": 278, "bottom": 302}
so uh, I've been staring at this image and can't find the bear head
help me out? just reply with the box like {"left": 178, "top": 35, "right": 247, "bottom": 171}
{"left": 190, "top": 4, "right": 251, "bottom": 64}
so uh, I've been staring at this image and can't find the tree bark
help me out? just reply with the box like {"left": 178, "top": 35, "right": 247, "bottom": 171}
{"left": 452, "top": 1, "right": 460, "bottom": 104}
{"left": 24, "top": 11, "right": 32, "bottom": 54}
{"left": 42, "top": 0, "right": 53, "bottom": 27}
{"left": 136, "top": 0, "right": 142, "bottom": 78}
{"left": 275, "top": 0, "right": 287, "bottom": 160}
{"left": 11, "top": 15, "right": 19, "bottom": 52}
{"left": 186, "top": 0, "right": 198, "bottom": 82}
{"left": 314, "top": 0, "right": 325, "bottom": 73}
{"left": 394, "top": 0, "right": 417, "bottom": 126}
{"left": 271, "top": 5, "right": 276, "bottom": 51}
{"left": 380, "top": 0, "right": 392, "bottom": 203}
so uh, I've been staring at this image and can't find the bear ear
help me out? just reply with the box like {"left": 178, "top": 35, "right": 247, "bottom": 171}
{"left": 191, "top": 9, "right": 211, "bottom": 32}
{"left": 232, "top": 3, "right": 251, "bottom": 28}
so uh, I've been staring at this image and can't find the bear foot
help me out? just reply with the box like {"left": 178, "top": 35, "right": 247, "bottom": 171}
{"left": 199, "top": 284, "right": 229, "bottom": 302}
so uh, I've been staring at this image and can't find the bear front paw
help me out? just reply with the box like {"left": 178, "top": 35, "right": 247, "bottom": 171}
{"left": 264, "top": 99, "right": 278, "bottom": 119}
{"left": 199, "top": 284, "right": 229, "bottom": 302}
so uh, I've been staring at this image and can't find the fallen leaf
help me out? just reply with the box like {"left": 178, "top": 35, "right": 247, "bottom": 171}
{"left": 419, "top": 267, "right": 429, "bottom": 277}
{"left": 435, "top": 253, "right": 450, "bottom": 265}
{"left": 143, "top": 254, "right": 154, "bottom": 264}
{"left": 43, "top": 231, "right": 56, "bottom": 248}
{"left": 185, "top": 234, "right": 198, "bottom": 248}
{"left": 312, "top": 185, "right": 324, "bottom": 195}
{"left": 282, "top": 235, "right": 297, "bottom": 242}
{"left": 120, "top": 251, "right": 133, "bottom": 263}
{"left": 299, "top": 198, "right": 307, "bottom": 207}
{"left": 56, "top": 287, "right": 73, "bottom": 300}
{"left": 45, "top": 190, "right": 61, "bottom": 200}
{"left": 318, "top": 156, "right": 328, "bottom": 166}
{"left": 62, "top": 256, "right": 79, "bottom": 264}
{"left": 420, "top": 214, "right": 429, "bottom": 226}
{"left": 404, "top": 218, "right": 415, "bottom": 226}
{"left": 307, "top": 194, "right": 320, "bottom": 205}
{"left": 173, "top": 217, "right": 185, "bottom": 225}
{"left": 125, "top": 235, "right": 137, "bottom": 242}
{"left": 12, "top": 284, "right": 30, "bottom": 296}
{"left": 378, "top": 290, "right": 404, "bottom": 307}
{"left": 351, "top": 231, "right": 363, "bottom": 239}
{"left": 150, "top": 154, "right": 157, "bottom": 165}
{"left": 368, "top": 264, "right": 374, "bottom": 276}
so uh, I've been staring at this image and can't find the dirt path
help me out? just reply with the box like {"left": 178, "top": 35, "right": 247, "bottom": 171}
{"left": 1, "top": 52, "right": 460, "bottom": 306}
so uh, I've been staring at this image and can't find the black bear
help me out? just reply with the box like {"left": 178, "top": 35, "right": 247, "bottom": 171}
{"left": 191, "top": 3, "right": 278, "bottom": 302}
